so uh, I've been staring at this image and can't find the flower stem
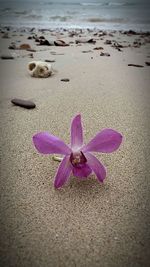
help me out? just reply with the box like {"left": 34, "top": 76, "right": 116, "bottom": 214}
{"left": 52, "top": 156, "right": 63, "bottom": 162}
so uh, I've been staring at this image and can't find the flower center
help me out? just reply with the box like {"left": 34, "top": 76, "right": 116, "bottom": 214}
{"left": 70, "top": 151, "right": 87, "bottom": 167}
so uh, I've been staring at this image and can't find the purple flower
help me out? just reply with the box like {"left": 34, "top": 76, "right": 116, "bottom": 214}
{"left": 33, "top": 114, "right": 123, "bottom": 189}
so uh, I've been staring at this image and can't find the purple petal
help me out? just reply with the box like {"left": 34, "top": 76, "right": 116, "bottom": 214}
{"left": 86, "top": 153, "right": 106, "bottom": 182}
{"left": 54, "top": 156, "right": 72, "bottom": 189}
{"left": 71, "top": 114, "right": 83, "bottom": 150}
{"left": 73, "top": 163, "right": 92, "bottom": 178}
{"left": 33, "top": 132, "right": 71, "bottom": 155}
{"left": 82, "top": 129, "right": 123, "bottom": 153}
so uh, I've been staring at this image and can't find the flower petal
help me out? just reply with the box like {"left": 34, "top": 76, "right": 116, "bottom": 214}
{"left": 33, "top": 132, "right": 71, "bottom": 155}
{"left": 82, "top": 129, "right": 123, "bottom": 153}
{"left": 71, "top": 114, "right": 83, "bottom": 150}
{"left": 54, "top": 156, "right": 72, "bottom": 189}
{"left": 86, "top": 153, "right": 106, "bottom": 182}
{"left": 73, "top": 163, "right": 92, "bottom": 178}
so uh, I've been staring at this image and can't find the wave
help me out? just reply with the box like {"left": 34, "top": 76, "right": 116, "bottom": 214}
{"left": 81, "top": 2, "right": 103, "bottom": 6}
{"left": 49, "top": 15, "right": 72, "bottom": 22}
{"left": 44, "top": 1, "right": 136, "bottom": 7}
{"left": 14, "top": 11, "right": 28, "bottom": 15}
{"left": 87, "top": 17, "right": 126, "bottom": 23}
{"left": 44, "top": 1, "right": 79, "bottom": 5}
{"left": 24, "top": 14, "right": 43, "bottom": 20}
{"left": 81, "top": 1, "right": 149, "bottom": 7}
{"left": 0, "top": 7, "right": 12, "bottom": 12}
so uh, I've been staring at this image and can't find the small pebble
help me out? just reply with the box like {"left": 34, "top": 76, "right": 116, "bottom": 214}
{"left": 93, "top": 47, "right": 104, "bottom": 50}
{"left": 11, "top": 98, "right": 36, "bottom": 109}
{"left": 1, "top": 54, "right": 14, "bottom": 60}
{"left": 104, "top": 40, "right": 112, "bottom": 45}
{"left": 82, "top": 50, "right": 92, "bottom": 53}
{"left": 45, "top": 59, "right": 55, "bottom": 63}
{"left": 26, "top": 48, "right": 36, "bottom": 52}
{"left": 128, "top": 64, "right": 144, "bottom": 67}
{"left": 100, "top": 52, "right": 110, "bottom": 57}
{"left": 61, "top": 78, "right": 70, "bottom": 82}
{"left": 8, "top": 44, "right": 17, "bottom": 50}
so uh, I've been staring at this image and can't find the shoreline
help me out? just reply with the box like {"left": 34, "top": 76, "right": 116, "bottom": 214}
{"left": 0, "top": 21, "right": 150, "bottom": 33}
{"left": 0, "top": 25, "right": 150, "bottom": 34}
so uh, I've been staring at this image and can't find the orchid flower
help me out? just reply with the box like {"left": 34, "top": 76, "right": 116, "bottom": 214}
{"left": 33, "top": 114, "right": 123, "bottom": 189}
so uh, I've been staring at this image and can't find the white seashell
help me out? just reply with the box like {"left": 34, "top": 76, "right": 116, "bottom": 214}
{"left": 28, "top": 61, "right": 52, "bottom": 78}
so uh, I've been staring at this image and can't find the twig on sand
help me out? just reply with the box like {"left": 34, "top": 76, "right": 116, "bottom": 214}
{"left": 52, "top": 156, "right": 63, "bottom": 162}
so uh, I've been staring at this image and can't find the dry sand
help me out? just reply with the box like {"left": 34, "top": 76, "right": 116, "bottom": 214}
{"left": 0, "top": 29, "right": 150, "bottom": 267}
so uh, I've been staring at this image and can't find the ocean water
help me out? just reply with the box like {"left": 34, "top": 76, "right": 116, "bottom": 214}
{"left": 0, "top": 0, "right": 150, "bottom": 30}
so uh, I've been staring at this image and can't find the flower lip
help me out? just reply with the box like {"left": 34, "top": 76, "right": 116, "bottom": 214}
{"left": 70, "top": 151, "right": 87, "bottom": 167}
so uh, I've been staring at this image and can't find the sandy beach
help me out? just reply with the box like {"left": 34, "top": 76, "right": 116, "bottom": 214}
{"left": 0, "top": 27, "right": 150, "bottom": 267}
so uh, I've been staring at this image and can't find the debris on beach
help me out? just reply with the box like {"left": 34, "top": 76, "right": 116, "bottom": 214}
{"left": 54, "top": 40, "right": 69, "bottom": 46}
{"left": 100, "top": 52, "right": 110, "bottom": 57}
{"left": 82, "top": 50, "right": 92, "bottom": 53}
{"left": 28, "top": 61, "right": 52, "bottom": 78}
{"left": 11, "top": 98, "right": 36, "bottom": 109}
{"left": 1, "top": 54, "right": 14, "bottom": 60}
{"left": 8, "top": 43, "right": 34, "bottom": 51}
{"left": 104, "top": 40, "right": 112, "bottom": 45}
{"left": 32, "top": 36, "right": 69, "bottom": 46}
{"left": 45, "top": 59, "right": 55, "bottom": 63}
{"left": 61, "top": 78, "right": 70, "bottom": 82}
{"left": 50, "top": 51, "right": 64, "bottom": 55}
{"left": 133, "top": 41, "right": 142, "bottom": 48}
{"left": 2, "top": 32, "right": 10, "bottom": 39}
{"left": 26, "top": 48, "right": 37, "bottom": 52}
{"left": 98, "top": 31, "right": 107, "bottom": 37}
{"left": 145, "top": 62, "right": 150, "bottom": 66}
{"left": 36, "top": 38, "right": 53, "bottom": 46}
{"left": 8, "top": 43, "right": 17, "bottom": 50}
{"left": 128, "top": 64, "right": 144, "bottom": 67}
{"left": 123, "top": 30, "right": 138, "bottom": 35}
{"left": 75, "top": 38, "right": 96, "bottom": 44}
{"left": 112, "top": 42, "right": 124, "bottom": 49}
{"left": 93, "top": 47, "right": 104, "bottom": 50}
{"left": 19, "top": 43, "right": 31, "bottom": 50}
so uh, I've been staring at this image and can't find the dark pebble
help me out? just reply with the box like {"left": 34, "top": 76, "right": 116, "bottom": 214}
{"left": 39, "top": 36, "right": 45, "bottom": 39}
{"left": 105, "top": 40, "right": 112, "bottom": 45}
{"left": 75, "top": 38, "right": 96, "bottom": 44}
{"left": 1, "top": 54, "right": 14, "bottom": 60}
{"left": 61, "top": 78, "right": 70, "bottom": 82}
{"left": 11, "top": 98, "right": 36, "bottom": 109}
{"left": 145, "top": 62, "right": 150, "bottom": 66}
{"left": 8, "top": 44, "right": 17, "bottom": 50}
{"left": 82, "top": 50, "right": 92, "bottom": 53}
{"left": 93, "top": 47, "right": 104, "bottom": 50}
{"left": 100, "top": 52, "right": 110, "bottom": 57}
{"left": 128, "top": 64, "right": 144, "bottom": 67}
{"left": 37, "top": 39, "right": 51, "bottom": 46}
{"left": 123, "top": 30, "right": 137, "bottom": 35}
{"left": 26, "top": 48, "right": 36, "bottom": 52}
{"left": 45, "top": 59, "right": 55, "bottom": 63}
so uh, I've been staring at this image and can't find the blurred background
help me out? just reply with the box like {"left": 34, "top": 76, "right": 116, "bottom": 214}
{"left": 0, "top": 0, "right": 150, "bottom": 30}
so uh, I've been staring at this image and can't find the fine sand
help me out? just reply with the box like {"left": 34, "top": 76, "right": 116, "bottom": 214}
{"left": 0, "top": 28, "right": 150, "bottom": 267}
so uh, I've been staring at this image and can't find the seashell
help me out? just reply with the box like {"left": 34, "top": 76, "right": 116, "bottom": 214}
{"left": 28, "top": 61, "right": 52, "bottom": 78}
